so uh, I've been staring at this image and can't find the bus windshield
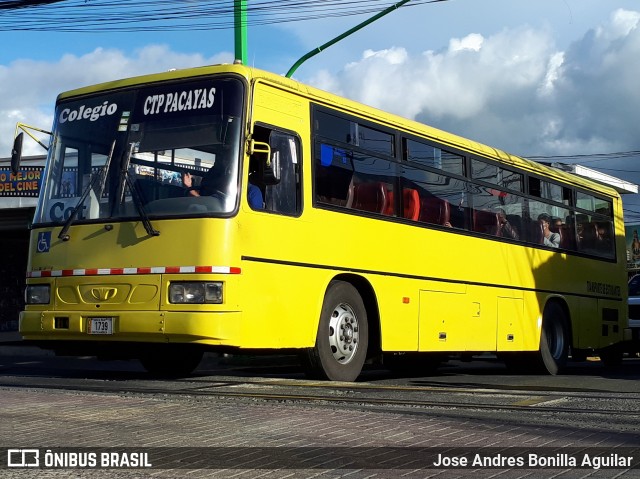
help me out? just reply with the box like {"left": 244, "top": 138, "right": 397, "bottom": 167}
{"left": 34, "top": 76, "right": 245, "bottom": 226}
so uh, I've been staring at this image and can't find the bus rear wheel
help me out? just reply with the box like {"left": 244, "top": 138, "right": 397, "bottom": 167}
{"left": 139, "top": 346, "right": 204, "bottom": 378}
{"left": 302, "top": 281, "right": 368, "bottom": 382}
{"left": 538, "top": 302, "right": 570, "bottom": 375}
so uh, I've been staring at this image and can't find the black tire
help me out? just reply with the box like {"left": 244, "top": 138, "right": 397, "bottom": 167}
{"left": 302, "top": 281, "right": 368, "bottom": 382}
{"left": 139, "top": 346, "right": 204, "bottom": 378}
{"left": 538, "top": 302, "right": 570, "bottom": 375}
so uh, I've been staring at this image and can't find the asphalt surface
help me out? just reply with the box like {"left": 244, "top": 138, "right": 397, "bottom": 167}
{"left": 1, "top": 346, "right": 639, "bottom": 478}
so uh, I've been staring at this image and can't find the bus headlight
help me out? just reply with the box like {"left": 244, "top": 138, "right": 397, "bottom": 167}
{"left": 169, "top": 282, "right": 223, "bottom": 304}
{"left": 25, "top": 285, "right": 51, "bottom": 304}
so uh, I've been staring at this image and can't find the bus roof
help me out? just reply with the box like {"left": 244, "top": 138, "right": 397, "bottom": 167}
{"left": 57, "top": 63, "right": 621, "bottom": 200}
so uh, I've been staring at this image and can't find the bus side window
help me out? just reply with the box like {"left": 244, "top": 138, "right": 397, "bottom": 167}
{"left": 261, "top": 130, "right": 301, "bottom": 216}
{"left": 315, "top": 144, "right": 353, "bottom": 207}
{"left": 350, "top": 153, "right": 397, "bottom": 216}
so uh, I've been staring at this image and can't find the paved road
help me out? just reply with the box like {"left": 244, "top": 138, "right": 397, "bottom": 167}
{"left": 0, "top": 349, "right": 639, "bottom": 478}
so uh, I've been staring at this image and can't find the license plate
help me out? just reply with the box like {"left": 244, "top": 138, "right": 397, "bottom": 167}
{"left": 87, "top": 317, "right": 114, "bottom": 335}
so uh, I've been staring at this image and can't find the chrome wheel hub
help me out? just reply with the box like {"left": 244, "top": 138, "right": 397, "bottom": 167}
{"left": 328, "top": 302, "right": 360, "bottom": 365}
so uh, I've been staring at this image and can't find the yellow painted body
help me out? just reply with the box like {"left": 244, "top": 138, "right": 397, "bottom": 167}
{"left": 21, "top": 65, "right": 627, "bottom": 355}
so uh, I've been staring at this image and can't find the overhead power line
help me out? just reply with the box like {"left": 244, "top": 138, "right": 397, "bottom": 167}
{"left": 0, "top": 0, "right": 448, "bottom": 32}
{"left": 526, "top": 150, "right": 640, "bottom": 164}
{"left": 0, "top": 0, "right": 63, "bottom": 9}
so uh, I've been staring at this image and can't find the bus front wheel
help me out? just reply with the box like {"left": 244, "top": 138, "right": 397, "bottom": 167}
{"left": 302, "top": 281, "right": 368, "bottom": 382}
{"left": 538, "top": 302, "right": 570, "bottom": 375}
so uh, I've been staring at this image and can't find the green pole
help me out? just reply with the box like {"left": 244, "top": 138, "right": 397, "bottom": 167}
{"left": 286, "top": 0, "right": 412, "bottom": 78}
{"left": 234, "top": 0, "right": 248, "bottom": 64}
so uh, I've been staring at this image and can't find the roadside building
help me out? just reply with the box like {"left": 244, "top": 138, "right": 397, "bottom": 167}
{"left": 0, "top": 155, "right": 45, "bottom": 334}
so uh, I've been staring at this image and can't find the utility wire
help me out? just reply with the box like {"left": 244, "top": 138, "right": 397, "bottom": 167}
{"left": 0, "top": 0, "right": 63, "bottom": 9}
{"left": 526, "top": 150, "right": 640, "bottom": 164}
{"left": 0, "top": 0, "right": 448, "bottom": 32}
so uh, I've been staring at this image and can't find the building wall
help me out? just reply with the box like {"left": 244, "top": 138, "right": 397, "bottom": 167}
{"left": 0, "top": 210, "right": 32, "bottom": 332}
{"left": 0, "top": 156, "right": 44, "bottom": 333}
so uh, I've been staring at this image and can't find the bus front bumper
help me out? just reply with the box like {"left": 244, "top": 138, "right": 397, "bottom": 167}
{"left": 19, "top": 310, "right": 243, "bottom": 346}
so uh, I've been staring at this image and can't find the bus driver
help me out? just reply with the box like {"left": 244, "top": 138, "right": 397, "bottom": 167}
{"left": 182, "top": 168, "right": 263, "bottom": 209}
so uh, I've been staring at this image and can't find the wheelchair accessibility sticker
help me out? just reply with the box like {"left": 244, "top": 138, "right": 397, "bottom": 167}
{"left": 37, "top": 232, "right": 51, "bottom": 253}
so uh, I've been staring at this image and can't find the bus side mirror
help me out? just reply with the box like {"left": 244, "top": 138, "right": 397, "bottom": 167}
{"left": 11, "top": 132, "right": 24, "bottom": 175}
{"left": 250, "top": 139, "right": 280, "bottom": 185}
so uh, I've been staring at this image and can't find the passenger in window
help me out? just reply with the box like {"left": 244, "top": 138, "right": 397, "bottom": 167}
{"left": 576, "top": 222, "right": 584, "bottom": 243}
{"left": 182, "top": 171, "right": 203, "bottom": 196}
{"left": 497, "top": 209, "right": 519, "bottom": 240}
{"left": 538, "top": 213, "right": 560, "bottom": 248}
{"left": 182, "top": 167, "right": 226, "bottom": 198}
{"left": 595, "top": 224, "right": 613, "bottom": 252}
{"left": 552, "top": 217, "right": 563, "bottom": 229}
{"left": 247, "top": 162, "right": 264, "bottom": 210}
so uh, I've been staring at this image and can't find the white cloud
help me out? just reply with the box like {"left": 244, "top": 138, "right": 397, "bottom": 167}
{"left": 0, "top": 45, "right": 232, "bottom": 155}
{"left": 539, "top": 51, "right": 564, "bottom": 96}
{"left": 305, "top": 9, "right": 640, "bottom": 159}
{"left": 597, "top": 8, "right": 640, "bottom": 41}
{"left": 549, "top": 8, "right": 640, "bottom": 154}
{"left": 449, "top": 33, "right": 483, "bottom": 53}
{"left": 3, "top": 7, "right": 640, "bottom": 179}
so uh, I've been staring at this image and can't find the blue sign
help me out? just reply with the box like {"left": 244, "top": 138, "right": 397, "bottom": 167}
{"left": 36, "top": 231, "right": 51, "bottom": 253}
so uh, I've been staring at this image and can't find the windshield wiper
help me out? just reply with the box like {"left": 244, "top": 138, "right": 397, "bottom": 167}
{"left": 58, "top": 140, "right": 116, "bottom": 241}
{"left": 124, "top": 172, "right": 160, "bottom": 237}
{"left": 116, "top": 143, "right": 160, "bottom": 237}
{"left": 59, "top": 141, "right": 159, "bottom": 241}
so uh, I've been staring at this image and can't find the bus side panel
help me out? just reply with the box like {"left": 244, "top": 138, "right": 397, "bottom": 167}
{"left": 419, "top": 290, "right": 468, "bottom": 351}
{"left": 497, "top": 296, "right": 526, "bottom": 352}
{"left": 572, "top": 298, "right": 624, "bottom": 350}
{"left": 239, "top": 81, "right": 320, "bottom": 349}
{"left": 373, "top": 276, "right": 419, "bottom": 352}
{"left": 237, "top": 259, "right": 327, "bottom": 349}
{"left": 575, "top": 297, "right": 599, "bottom": 350}
{"left": 252, "top": 81, "right": 307, "bottom": 130}
{"left": 419, "top": 286, "right": 539, "bottom": 353}
{"left": 599, "top": 298, "right": 625, "bottom": 348}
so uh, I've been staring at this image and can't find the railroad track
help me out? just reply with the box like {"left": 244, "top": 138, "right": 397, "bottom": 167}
{"left": 1, "top": 372, "right": 639, "bottom": 418}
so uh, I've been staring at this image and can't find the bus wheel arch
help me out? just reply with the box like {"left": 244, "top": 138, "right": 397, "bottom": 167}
{"left": 538, "top": 298, "right": 571, "bottom": 375}
{"left": 334, "top": 273, "right": 381, "bottom": 360}
{"left": 302, "top": 275, "right": 379, "bottom": 381}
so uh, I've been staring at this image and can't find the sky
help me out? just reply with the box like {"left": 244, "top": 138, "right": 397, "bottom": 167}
{"left": 2, "top": 0, "right": 640, "bottom": 221}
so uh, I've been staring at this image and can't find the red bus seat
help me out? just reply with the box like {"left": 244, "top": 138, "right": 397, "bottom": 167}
{"left": 382, "top": 190, "right": 394, "bottom": 216}
{"left": 473, "top": 209, "right": 500, "bottom": 236}
{"left": 347, "top": 182, "right": 388, "bottom": 214}
{"left": 403, "top": 189, "right": 421, "bottom": 221}
{"left": 419, "top": 196, "right": 451, "bottom": 226}
{"left": 382, "top": 188, "right": 421, "bottom": 219}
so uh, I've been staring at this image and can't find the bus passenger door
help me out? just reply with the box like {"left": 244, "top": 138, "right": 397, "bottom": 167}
{"left": 250, "top": 125, "right": 301, "bottom": 216}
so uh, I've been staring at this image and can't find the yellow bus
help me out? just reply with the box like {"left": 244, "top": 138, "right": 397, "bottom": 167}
{"left": 15, "top": 64, "right": 629, "bottom": 381}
